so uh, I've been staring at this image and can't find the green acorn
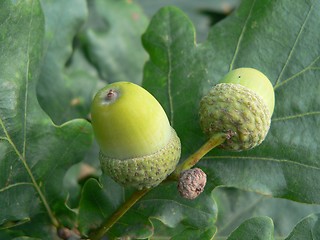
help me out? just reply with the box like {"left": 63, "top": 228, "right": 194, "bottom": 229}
{"left": 91, "top": 82, "right": 181, "bottom": 189}
{"left": 199, "top": 68, "right": 275, "bottom": 151}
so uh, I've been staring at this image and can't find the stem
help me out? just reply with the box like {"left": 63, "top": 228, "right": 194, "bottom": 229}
{"left": 171, "top": 133, "right": 227, "bottom": 179}
{"left": 88, "top": 133, "right": 228, "bottom": 239}
{"left": 89, "top": 188, "right": 150, "bottom": 240}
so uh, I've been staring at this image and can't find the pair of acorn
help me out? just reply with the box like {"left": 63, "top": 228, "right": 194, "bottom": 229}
{"left": 91, "top": 68, "right": 275, "bottom": 198}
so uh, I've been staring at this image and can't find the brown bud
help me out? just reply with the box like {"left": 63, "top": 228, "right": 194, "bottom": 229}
{"left": 178, "top": 168, "right": 207, "bottom": 199}
{"left": 57, "top": 227, "right": 71, "bottom": 239}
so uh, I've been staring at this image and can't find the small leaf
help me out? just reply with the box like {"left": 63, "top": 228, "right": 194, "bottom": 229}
{"left": 78, "top": 177, "right": 217, "bottom": 239}
{"left": 285, "top": 213, "right": 320, "bottom": 240}
{"left": 110, "top": 212, "right": 153, "bottom": 239}
{"left": 213, "top": 187, "right": 320, "bottom": 239}
{"left": 227, "top": 216, "right": 274, "bottom": 240}
{"left": 171, "top": 227, "right": 217, "bottom": 240}
{"left": 78, "top": 176, "right": 129, "bottom": 236}
{"left": 82, "top": 0, "right": 149, "bottom": 84}
{"left": 136, "top": 0, "right": 241, "bottom": 42}
{"left": 37, "top": 0, "right": 100, "bottom": 124}
{"left": 0, "top": 213, "right": 56, "bottom": 239}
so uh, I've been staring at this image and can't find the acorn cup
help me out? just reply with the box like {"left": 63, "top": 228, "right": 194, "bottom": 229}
{"left": 199, "top": 68, "right": 275, "bottom": 151}
{"left": 91, "top": 82, "right": 181, "bottom": 189}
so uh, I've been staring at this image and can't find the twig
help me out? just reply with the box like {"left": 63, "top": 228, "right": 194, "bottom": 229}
{"left": 171, "top": 133, "right": 227, "bottom": 179}
{"left": 89, "top": 133, "right": 227, "bottom": 239}
{"left": 89, "top": 188, "right": 150, "bottom": 240}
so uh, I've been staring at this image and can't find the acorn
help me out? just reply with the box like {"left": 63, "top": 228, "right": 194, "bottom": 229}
{"left": 91, "top": 82, "right": 181, "bottom": 189}
{"left": 199, "top": 68, "right": 275, "bottom": 151}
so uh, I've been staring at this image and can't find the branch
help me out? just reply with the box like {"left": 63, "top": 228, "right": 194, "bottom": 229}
{"left": 89, "top": 188, "right": 150, "bottom": 240}
{"left": 89, "top": 132, "right": 228, "bottom": 239}
{"left": 171, "top": 133, "right": 227, "bottom": 179}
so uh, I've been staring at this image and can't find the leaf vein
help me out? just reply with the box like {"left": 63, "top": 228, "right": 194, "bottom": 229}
{"left": 274, "top": 3, "right": 314, "bottom": 87}
{"left": 205, "top": 155, "right": 320, "bottom": 171}
{"left": 274, "top": 55, "right": 320, "bottom": 90}
{"left": 23, "top": 12, "right": 31, "bottom": 160}
{"left": 0, "top": 182, "right": 33, "bottom": 192}
{"left": 272, "top": 111, "right": 320, "bottom": 122}
{"left": 0, "top": 118, "right": 25, "bottom": 163}
{"left": 229, "top": 0, "right": 256, "bottom": 71}
{"left": 166, "top": 13, "right": 174, "bottom": 125}
{"left": 166, "top": 47, "right": 174, "bottom": 125}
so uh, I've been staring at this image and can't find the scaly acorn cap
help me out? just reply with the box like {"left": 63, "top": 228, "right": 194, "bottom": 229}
{"left": 91, "top": 82, "right": 181, "bottom": 189}
{"left": 199, "top": 68, "right": 275, "bottom": 151}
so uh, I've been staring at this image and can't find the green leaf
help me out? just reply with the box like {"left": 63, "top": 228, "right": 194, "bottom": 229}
{"left": 0, "top": 213, "right": 56, "bottom": 239}
{"left": 142, "top": 0, "right": 320, "bottom": 204}
{"left": 0, "top": 0, "right": 92, "bottom": 235}
{"left": 13, "top": 238, "right": 41, "bottom": 240}
{"left": 285, "top": 213, "right": 320, "bottom": 240}
{"left": 0, "top": 236, "right": 40, "bottom": 240}
{"left": 78, "top": 176, "right": 128, "bottom": 236}
{"left": 12, "top": 238, "right": 41, "bottom": 240}
{"left": 136, "top": 183, "right": 217, "bottom": 234}
{"left": 142, "top": 6, "right": 207, "bottom": 158}
{"left": 82, "top": 0, "right": 149, "bottom": 84}
{"left": 37, "top": 0, "right": 100, "bottom": 124}
{"left": 136, "top": 0, "right": 241, "bottom": 42}
{"left": 213, "top": 187, "right": 320, "bottom": 239}
{"left": 78, "top": 176, "right": 217, "bottom": 239}
{"left": 78, "top": 176, "right": 154, "bottom": 238}
{"left": 109, "top": 212, "right": 153, "bottom": 239}
{"left": 227, "top": 216, "right": 274, "bottom": 240}
{"left": 170, "top": 227, "right": 217, "bottom": 240}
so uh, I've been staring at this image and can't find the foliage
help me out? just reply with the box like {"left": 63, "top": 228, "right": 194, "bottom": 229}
{"left": 0, "top": 0, "right": 320, "bottom": 239}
